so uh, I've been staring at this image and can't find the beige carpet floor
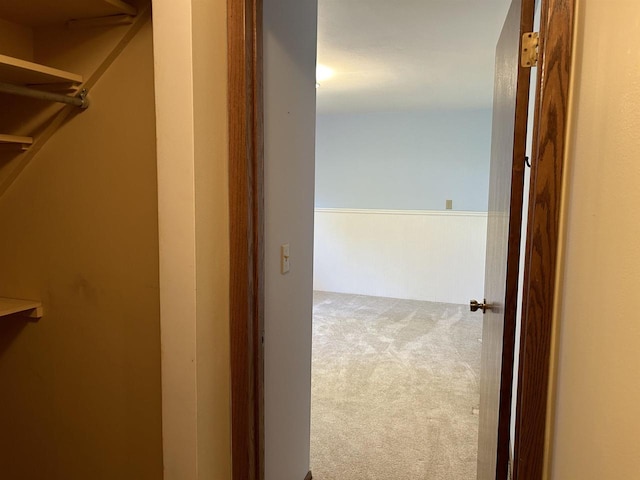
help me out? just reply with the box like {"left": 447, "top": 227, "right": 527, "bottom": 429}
{"left": 310, "top": 291, "right": 482, "bottom": 480}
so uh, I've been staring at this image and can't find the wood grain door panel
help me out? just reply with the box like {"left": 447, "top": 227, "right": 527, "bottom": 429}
{"left": 477, "top": 1, "right": 535, "bottom": 479}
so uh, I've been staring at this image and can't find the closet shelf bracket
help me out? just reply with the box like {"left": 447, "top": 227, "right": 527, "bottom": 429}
{"left": 0, "top": 82, "right": 89, "bottom": 109}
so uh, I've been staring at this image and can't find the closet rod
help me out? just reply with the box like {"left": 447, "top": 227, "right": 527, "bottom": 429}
{"left": 0, "top": 82, "right": 89, "bottom": 109}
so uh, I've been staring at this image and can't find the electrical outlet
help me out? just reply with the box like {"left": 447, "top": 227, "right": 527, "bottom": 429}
{"left": 446, "top": 199, "right": 453, "bottom": 210}
{"left": 281, "top": 244, "right": 290, "bottom": 274}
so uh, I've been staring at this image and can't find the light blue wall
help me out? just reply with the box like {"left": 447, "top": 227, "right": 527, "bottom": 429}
{"left": 263, "top": 0, "right": 317, "bottom": 478}
{"left": 315, "top": 109, "right": 492, "bottom": 211}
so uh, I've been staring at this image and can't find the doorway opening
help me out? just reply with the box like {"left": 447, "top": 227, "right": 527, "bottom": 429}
{"left": 226, "top": 0, "right": 574, "bottom": 478}
{"left": 309, "top": 1, "right": 537, "bottom": 478}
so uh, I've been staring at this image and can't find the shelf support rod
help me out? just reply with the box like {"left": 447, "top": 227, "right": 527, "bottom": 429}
{"left": 0, "top": 82, "right": 89, "bottom": 109}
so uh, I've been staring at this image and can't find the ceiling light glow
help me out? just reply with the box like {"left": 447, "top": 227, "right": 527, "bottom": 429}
{"left": 316, "top": 64, "right": 334, "bottom": 82}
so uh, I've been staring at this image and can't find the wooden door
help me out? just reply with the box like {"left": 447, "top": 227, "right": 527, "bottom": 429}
{"left": 475, "top": 1, "right": 535, "bottom": 479}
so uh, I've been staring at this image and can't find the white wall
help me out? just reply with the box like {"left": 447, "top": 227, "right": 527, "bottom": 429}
{"left": 263, "top": 1, "right": 318, "bottom": 479}
{"left": 314, "top": 209, "right": 487, "bottom": 304}
{"left": 152, "top": 0, "right": 231, "bottom": 478}
{"left": 315, "top": 109, "right": 492, "bottom": 211}
{"left": 548, "top": 1, "right": 640, "bottom": 478}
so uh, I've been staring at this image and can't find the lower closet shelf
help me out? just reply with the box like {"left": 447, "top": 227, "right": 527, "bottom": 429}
{"left": 0, "top": 298, "right": 43, "bottom": 318}
{"left": 0, "top": 134, "right": 33, "bottom": 148}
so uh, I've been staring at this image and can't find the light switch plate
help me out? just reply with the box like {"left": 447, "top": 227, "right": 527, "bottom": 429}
{"left": 281, "top": 244, "right": 290, "bottom": 274}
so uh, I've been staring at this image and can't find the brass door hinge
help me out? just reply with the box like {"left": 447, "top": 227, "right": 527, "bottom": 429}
{"left": 521, "top": 32, "right": 540, "bottom": 67}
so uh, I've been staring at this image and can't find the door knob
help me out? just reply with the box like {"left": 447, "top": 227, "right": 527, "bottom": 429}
{"left": 470, "top": 299, "right": 491, "bottom": 314}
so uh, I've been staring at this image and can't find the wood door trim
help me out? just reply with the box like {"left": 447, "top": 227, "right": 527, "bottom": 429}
{"left": 228, "top": 0, "right": 264, "bottom": 479}
{"left": 514, "top": 0, "right": 575, "bottom": 478}
{"left": 495, "top": 2, "right": 536, "bottom": 478}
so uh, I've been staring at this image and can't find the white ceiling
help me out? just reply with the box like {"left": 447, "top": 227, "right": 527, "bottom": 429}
{"left": 316, "top": 0, "right": 511, "bottom": 114}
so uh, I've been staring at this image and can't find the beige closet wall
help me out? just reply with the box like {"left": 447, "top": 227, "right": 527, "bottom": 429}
{"left": 549, "top": 1, "right": 640, "bottom": 478}
{"left": 0, "top": 19, "right": 163, "bottom": 480}
{"left": 0, "top": 18, "right": 33, "bottom": 59}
